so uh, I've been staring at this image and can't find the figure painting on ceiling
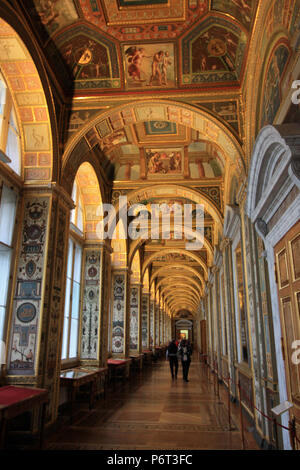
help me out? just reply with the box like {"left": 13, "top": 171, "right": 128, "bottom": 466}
{"left": 34, "top": 0, "right": 78, "bottom": 36}
{"left": 146, "top": 148, "right": 182, "bottom": 177}
{"left": 62, "top": 36, "right": 111, "bottom": 81}
{"left": 211, "top": 0, "right": 255, "bottom": 30}
{"left": 260, "top": 44, "right": 290, "bottom": 128}
{"left": 123, "top": 43, "right": 175, "bottom": 89}
{"left": 192, "top": 26, "right": 240, "bottom": 73}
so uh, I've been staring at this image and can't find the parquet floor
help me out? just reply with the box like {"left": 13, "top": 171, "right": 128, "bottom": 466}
{"left": 46, "top": 359, "right": 260, "bottom": 450}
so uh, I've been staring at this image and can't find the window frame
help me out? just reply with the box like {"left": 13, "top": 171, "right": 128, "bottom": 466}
{"left": 61, "top": 232, "right": 84, "bottom": 368}
{"left": 0, "top": 71, "right": 21, "bottom": 176}
{"left": 0, "top": 179, "right": 19, "bottom": 346}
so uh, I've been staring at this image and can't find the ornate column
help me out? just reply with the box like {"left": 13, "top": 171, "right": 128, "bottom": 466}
{"left": 110, "top": 268, "right": 130, "bottom": 358}
{"left": 149, "top": 294, "right": 155, "bottom": 349}
{"left": 222, "top": 237, "right": 237, "bottom": 397}
{"left": 80, "top": 241, "right": 112, "bottom": 368}
{"left": 129, "top": 283, "right": 142, "bottom": 354}
{"left": 6, "top": 184, "right": 73, "bottom": 424}
{"left": 141, "top": 290, "right": 150, "bottom": 350}
{"left": 155, "top": 292, "right": 160, "bottom": 348}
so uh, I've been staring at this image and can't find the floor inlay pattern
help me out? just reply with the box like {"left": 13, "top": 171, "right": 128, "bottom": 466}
{"left": 46, "top": 360, "right": 259, "bottom": 450}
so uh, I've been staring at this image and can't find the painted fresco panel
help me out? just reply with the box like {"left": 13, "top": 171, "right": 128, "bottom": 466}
{"left": 123, "top": 43, "right": 175, "bottom": 89}
{"left": 33, "top": 0, "right": 78, "bottom": 36}
{"left": 150, "top": 300, "right": 154, "bottom": 346}
{"left": 260, "top": 44, "right": 290, "bottom": 128}
{"left": 130, "top": 287, "right": 139, "bottom": 350}
{"left": 146, "top": 148, "right": 183, "bottom": 177}
{"left": 211, "top": 0, "right": 256, "bottom": 31}
{"left": 112, "top": 274, "right": 125, "bottom": 354}
{"left": 81, "top": 250, "right": 101, "bottom": 359}
{"left": 8, "top": 198, "right": 49, "bottom": 375}
{"left": 142, "top": 294, "right": 149, "bottom": 348}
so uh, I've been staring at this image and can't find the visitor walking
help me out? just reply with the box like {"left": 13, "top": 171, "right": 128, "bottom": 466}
{"left": 178, "top": 339, "right": 192, "bottom": 382}
{"left": 166, "top": 339, "right": 178, "bottom": 380}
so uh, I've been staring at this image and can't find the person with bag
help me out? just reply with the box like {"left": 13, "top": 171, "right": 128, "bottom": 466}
{"left": 166, "top": 339, "right": 178, "bottom": 380}
{"left": 178, "top": 339, "right": 192, "bottom": 382}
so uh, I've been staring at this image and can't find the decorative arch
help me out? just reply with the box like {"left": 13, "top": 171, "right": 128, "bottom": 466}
{"left": 74, "top": 162, "right": 103, "bottom": 240}
{"left": 156, "top": 276, "right": 202, "bottom": 293}
{"left": 0, "top": 17, "right": 54, "bottom": 182}
{"left": 141, "top": 248, "right": 208, "bottom": 280}
{"left": 130, "top": 248, "right": 141, "bottom": 284}
{"left": 111, "top": 218, "right": 127, "bottom": 268}
{"left": 160, "top": 284, "right": 200, "bottom": 302}
{"left": 61, "top": 141, "right": 109, "bottom": 203}
{"left": 150, "top": 264, "right": 205, "bottom": 291}
{"left": 246, "top": 124, "right": 300, "bottom": 224}
{"left": 62, "top": 99, "right": 245, "bottom": 179}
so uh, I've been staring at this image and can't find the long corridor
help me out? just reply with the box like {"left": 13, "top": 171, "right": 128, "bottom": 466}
{"left": 46, "top": 360, "right": 259, "bottom": 451}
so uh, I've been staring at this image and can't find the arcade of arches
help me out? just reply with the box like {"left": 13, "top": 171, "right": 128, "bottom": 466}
{"left": 0, "top": 0, "right": 299, "bottom": 451}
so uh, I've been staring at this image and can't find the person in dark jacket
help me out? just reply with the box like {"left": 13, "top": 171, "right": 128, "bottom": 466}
{"left": 166, "top": 339, "right": 178, "bottom": 379}
{"left": 178, "top": 339, "right": 192, "bottom": 382}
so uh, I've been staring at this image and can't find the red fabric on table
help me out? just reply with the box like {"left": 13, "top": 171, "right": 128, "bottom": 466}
{"left": 0, "top": 386, "right": 46, "bottom": 407}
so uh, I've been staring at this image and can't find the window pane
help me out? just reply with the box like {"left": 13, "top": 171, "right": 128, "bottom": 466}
{"left": 69, "top": 318, "right": 78, "bottom": 358}
{"left": 0, "top": 306, "right": 6, "bottom": 341}
{"left": 0, "top": 75, "right": 6, "bottom": 116}
{"left": 70, "top": 181, "right": 77, "bottom": 225}
{"left": 66, "top": 239, "right": 73, "bottom": 278}
{"left": 0, "top": 185, "right": 17, "bottom": 246}
{"left": 5, "top": 111, "right": 21, "bottom": 175}
{"left": 0, "top": 247, "right": 11, "bottom": 307}
{"left": 71, "top": 281, "right": 80, "bottom": 320}
{"left": 64, "top": 277, "right": 71, "bottom": 319}
{"left": 73, "top": 243, "right": 82, "bottom": 283}
{"left": 77, "top": 206, "right": 83, "bottom": 232}
{"left": 61, "top": 316, "right": 69, "bottom": 360}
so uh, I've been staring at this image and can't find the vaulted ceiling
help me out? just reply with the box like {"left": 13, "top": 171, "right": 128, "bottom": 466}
{"left": 1, "top": 0, "right": 298, "bottom": 318}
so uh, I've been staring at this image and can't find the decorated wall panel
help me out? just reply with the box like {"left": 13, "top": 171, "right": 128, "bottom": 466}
{"left": 8, "top": 197, "right": 50, "bottom": 376}
{"left": 130, "top": 286, "right": 139, "bottom": 351}
{"left": 150, "top": 299, "right": 154, "bottom": 347}
{"left": 141, "top": 293, "right": 149, "bottom": 348}
{"left": 111, "top": 273, "right": 126, "bottom": 354}
{"left": 81, "top": 250, "right": 101, "bottom": 359}
{"left": 39, "top": 198, "right": 70, "bottom": 422}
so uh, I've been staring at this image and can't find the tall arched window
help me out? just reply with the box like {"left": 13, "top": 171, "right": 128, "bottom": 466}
{"left": 0, "top": 70, "right": 19, "bottom": 341}
{"left": 0, "top": 71, "right": 21, "bottom": 176}
{"left": 61, "top": 178, "right": 84, "bottom": 363}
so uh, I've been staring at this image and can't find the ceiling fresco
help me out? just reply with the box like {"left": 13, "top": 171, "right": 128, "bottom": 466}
{"left": 27, "top": 0, "right": 259, "bottom": 95}
{"left": 13, "top": 0, "right": 298, "bottom": 317}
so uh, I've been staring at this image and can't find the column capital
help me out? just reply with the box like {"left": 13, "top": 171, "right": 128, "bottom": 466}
{"left": 23, "top": 182, "right": 75, "bottom": 210}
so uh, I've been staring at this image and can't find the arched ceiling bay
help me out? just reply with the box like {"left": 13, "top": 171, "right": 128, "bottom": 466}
{"left": 17, "top": 0, "right": 298, "bottom": 319}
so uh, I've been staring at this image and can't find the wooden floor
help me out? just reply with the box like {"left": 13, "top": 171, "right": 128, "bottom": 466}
{"left": 46, "top": 359, "right": 260, "bottom": 451}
